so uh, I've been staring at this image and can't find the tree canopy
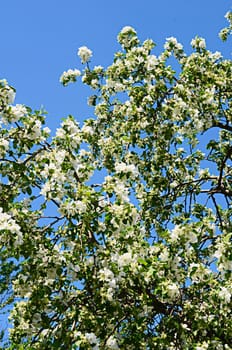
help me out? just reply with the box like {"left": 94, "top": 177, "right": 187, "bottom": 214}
{"left": 0, "top": 12, "right": 232, "bottom": 350}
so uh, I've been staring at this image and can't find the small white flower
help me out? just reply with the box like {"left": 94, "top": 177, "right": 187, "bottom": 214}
{"left": 99, "top": 268, "right": 114, "bottom": 282}
{"left": 40, "top": 181, "right": 52, "bottom": 197}
{"left": 218, "top": 287, "right": 231, "bottom": 303}
{"left": 78, "top": 46, "right": 92, "bottom": 63}
{"left": 43, "top": 126, "right": 51, "bottom": 134}
{"left": 170, "top": 180, "right": 178, "bottom": 189}
{"left": 114, "top": 180, "right": 129, "bottom": 202}
{"left": 191, "top": 37, "right": 206, "bottom": 49}
{"left": 0, "top": 207, "right": 23, "bottom": 246}
{"left": 166, "top": 37, "right": 178, "bottom": 45}
{"left": 0, "top": 138, "right": 9, "bottom": 149}
{"left": 167, "top": 283, "right": 179, "bottom": 300}
{"left": 75, "top": 200, "right": 87, "bottom": 214}
{"left": 164, "top": 37, "right": 183, "bottom": 51}
{"left": 198, "top": 168, "right": 210, "bottom": 178}
{"left": 210, "top": 51, "right": 222, "bottom": 61}
{"left": 106, "top": 335, "right": 119, "bottom": 349}
{"left": 196, "top": 345, "right": 207, "bottom": 350}
{"left": 118, "top": 252, "right": 132, "bottom": 268}
{"left": 85, "top": 332, "right": 98, "bottom": 345}
{"left": 54, "top": 150, "right": 66, "bottom": 164}
{"left": 6, "top": 86, "right": 16, "bottom": 104}
{"left": 108, "top": 278, "right": 117, "bottom": 289}
{"left": 159, "top": 248, "right": 169, "bottom": 262}
{"left": 146, "top": 55, "right": 159, "bottom": 70}
{"left": 93, "top": 65, "right": 103, "bottom": 73}
{"left": 60, "top": 69, "right": 81, "bottom": 85}
{"left": 115, "top": 162, "right": 138, "bottom": 175}
{"left": 10, "top": 104, "right": 27, "bottom": 121}
{"left": 106, "top": 287, "right": 114, "bottom": 301}
{"left": 170, "top": 225, "right": 182, "bottom": 241}
{"left": 188, "top": 231, "right": 198, "bottom": 244}
{"left": 82, "top": 124, "right": 94, "bottom": 135}
{"left": 27, "top": 120, "right": 42, "bottom": 140}
{"left": 225, "top": 11, "right": 232, "bottom": 20}
{"left": 120, "top": 26, "right": 136, "bottom": 35}
{"left": 55, "top": 127, "right": 65, "bottom": 138}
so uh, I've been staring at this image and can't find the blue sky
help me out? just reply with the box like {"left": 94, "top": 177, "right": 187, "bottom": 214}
{"left": 1, "top": 0, "right": 231, "bottom": 132}
{"left": 0, "top": 0, "right": 231, "bottom": 342}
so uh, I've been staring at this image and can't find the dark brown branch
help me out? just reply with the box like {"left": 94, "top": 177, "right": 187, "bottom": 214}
{"left": 210, "top": 194, "right": 224, "bottom": 229}
{"left": 212, "top": 121, "right": 232, "bottom": 132}
{"left": 218, "top": 145, "right": 232, "bottom": 187}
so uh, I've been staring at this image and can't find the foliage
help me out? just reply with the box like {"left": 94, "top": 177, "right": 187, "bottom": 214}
{"left": 0, "top": 14, "right": 232, "bottom": 350}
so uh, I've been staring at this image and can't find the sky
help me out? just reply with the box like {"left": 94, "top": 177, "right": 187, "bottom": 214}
{"left": 0, "top": 0, "right": 231, "bottom": 343}
{"left": 1, "top": 0, "right": 231, "bottom": 133}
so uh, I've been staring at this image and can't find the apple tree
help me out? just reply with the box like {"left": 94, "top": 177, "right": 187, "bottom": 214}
{"left": 0, "top": 11, "right": 232, "bottom": 350}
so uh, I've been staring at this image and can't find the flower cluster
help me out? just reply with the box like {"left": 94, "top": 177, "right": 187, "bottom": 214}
{"left": 0, "top": 79, "right": 15, "bottom": 107}
{"left": 59, "top": 68, "right": 81, "bottom": 86}
{"left": 191, "top": 36, "right": 206, "bottom": 50}
{"left": 0, "top": 207, "right": 23, "bottom": 247}
{"left": 219, "top": 11, "right": 232, "bottom": 41}
{"left": 77, "top": 46, "right": 92, "bottom": 63}
{"left": 164, "top": 36, "right": 184, "bottom": 58}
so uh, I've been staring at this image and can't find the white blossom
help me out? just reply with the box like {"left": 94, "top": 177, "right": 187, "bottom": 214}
{"left": 166, "top": 283, "right": 179, "bottom": 300}
{"left": 82, "top": 124, "right": 94, "bottom": 135}
{"left": 164, "top": 37, "right": 183, "bottom": 51}
{"left": 146, "top": 55, "right": 159, "bottom": 70}
{"left": 6, "top": 86, "right": 16, "bottom": 104}
{"left": 218, "top": 287, "right": 231, "bottom": 303}
{"left": 0, "top": 207, "right": 23, "bottom": 246}
{"left": 93, "top": 65, "right": 103, "bottom": 73}
{"left": 43, "top": 126, "right": 51, "bottom": 135}
{"left": 0, "top": 138, "right": 9, "bottom": 156}
{"left": 10, "top": 104, "right": 27, "bottom": 121}
{"left": 115, "top": 162, "right": 138, "bottom": 176}
{"left": 85, "top": 332, "right": 98, "bottom": 345}
{"left": 99, "top": 268, "right": 114, "bottom": 282}
{"left": 60, "top": 68, "right": 81, "bottom": 85}
{"left": 120, "top": 26, "right": 136, "bottom": 35}
{"left": 77, "top": 46, "right": 92, "bottom": 63}
{"left": 170, "top": 225, "right": 182, "bottom": 241}
{"left": 106, "top": 335, "right": 119, "bottom": 349}
{"left": 75, "top": 200, "right": 87, "bottom": 213}
{"left": 118, "top": 252, "right": 132, "bottom": 268}
{"left": 114, "top": 180, "right": 130, "bottom": 202}
{"left": 159, "top": 248, "right": 169, "bottom": 262}
{"left": 191, "top": 37, "right": 206, "bottom": 49}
